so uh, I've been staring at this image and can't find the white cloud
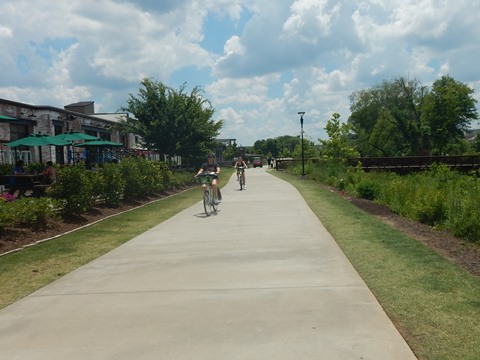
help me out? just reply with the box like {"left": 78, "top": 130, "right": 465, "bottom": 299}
{"left": 283, "top": 0, "right": 340, "bottom": 42}
{"left": 207, "top": 74, "right": 278, "bottom": 105}
{"left": 0, "top": 0, "right": 479, "bottom": 145}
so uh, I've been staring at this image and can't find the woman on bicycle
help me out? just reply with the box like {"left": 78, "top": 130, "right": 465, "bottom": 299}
{"left": 234, "top": 156, "right": 248, "bottom": 188}
{"left": 196, "top": 153, "right": 221, "bottom": 203}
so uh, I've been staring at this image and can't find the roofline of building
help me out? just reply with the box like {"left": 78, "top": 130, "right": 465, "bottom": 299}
{"left": 0, "top": 98, "right": 117, "bottom": 124}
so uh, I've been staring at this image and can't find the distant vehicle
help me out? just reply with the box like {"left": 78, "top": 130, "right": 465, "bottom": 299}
{"left": 252, "top": 156, "right": 263, "bottom": 168}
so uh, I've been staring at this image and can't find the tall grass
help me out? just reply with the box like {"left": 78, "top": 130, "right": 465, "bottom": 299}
{"left": 290, "top": 160, "right": 480, "bottom": 242}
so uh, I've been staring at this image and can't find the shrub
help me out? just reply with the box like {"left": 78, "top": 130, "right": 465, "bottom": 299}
{"left": 0, "top": 200, "right": 13, "bottom": 231}
{"left": 119, "top": 157, "right": 168, "bottom": 199}
{"left": 355, "top": 179, "right": 380, "bottom": 200}
{"left": 119, "top": 157, "right": 148, "bottom": 199}
{"left": 0, "top": 164, "right": 13, "bottom": 176}
{"left": 444, "top": 180, "right": 480, "bottom": 241}
{"left": 6, "top": 197, "right": 61, "bottom": 229}
{"left": 96, "top": 163, "right": 125, "bottom": 207}
{"left": 49, "top": 165, "right": 95, "bottom": 215}
{"left": 412, "top": 190, "right": 447, "bottom": 226}
{"left": 295, "top": 160, "right": 480, "bottom": 242}
{"left": 26, "top": 162, "right": 45, "bottom": 175}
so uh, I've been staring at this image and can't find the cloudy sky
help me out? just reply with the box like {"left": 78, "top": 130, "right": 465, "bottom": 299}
{"left": 1, "top": 0, "right": 479, "bottom": 145}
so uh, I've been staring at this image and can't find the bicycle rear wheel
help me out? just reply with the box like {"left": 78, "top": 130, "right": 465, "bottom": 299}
{"left": 203, "top": 190, "right": 211, "bottom": 216}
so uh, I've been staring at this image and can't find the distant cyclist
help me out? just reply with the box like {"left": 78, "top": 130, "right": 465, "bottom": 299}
{"left": 234, "top": 156, "right": 248, "bottom": 188}
{"left": 195, "top": 153, "right": 221, "bottom": 204}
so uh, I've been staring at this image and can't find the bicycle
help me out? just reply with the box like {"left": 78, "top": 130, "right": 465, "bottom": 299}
{"left": 236, "top": 166, "right": 245, "bottom": 190}
{"left": 197, "top": 172, "right": 218, "bottom": 216}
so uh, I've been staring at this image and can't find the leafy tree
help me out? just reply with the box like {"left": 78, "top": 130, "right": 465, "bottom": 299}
{"left": 254, "top": 135, "right": 301, "bottom": 158}
{"left": 348, "top": 77, "right": 428, "bottom": 156}
{"left": 222, "top": 143, "right": 237, "bottom": 161}
{"left": 348, "top": 75, "right": 478, "bottom": 156}
{"left": 118, "top": 78, "right": 222, "bottom": 163}
{"left": 320, "top": 113, "right": 359, "bottom": 160}
{"left": 253, "top": 138, "right": 277, "bottom": 157}
{"left": 421, "top": 75, "right": 478, "bottom": 155}
{"left": 292, "top": 137, "right": 318, "bottom": 159}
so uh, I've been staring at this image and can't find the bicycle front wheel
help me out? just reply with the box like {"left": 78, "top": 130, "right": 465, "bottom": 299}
{"left": 203, "top": 190, "right": 211, "bottom": 216}
{"left": 239, "top": 175, "right": 244, "bottom": 190}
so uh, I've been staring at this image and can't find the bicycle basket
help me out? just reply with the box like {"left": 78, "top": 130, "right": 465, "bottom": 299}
{"left": 199, "top": 176, "right": 210, "bottom": 185}
{"left": 198, "top": 173, "right": 214, "bottom": 184}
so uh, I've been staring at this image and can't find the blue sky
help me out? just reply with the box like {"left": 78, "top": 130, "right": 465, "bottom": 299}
{"left": 1, "top": 0, "right": 479, "bottom": 146}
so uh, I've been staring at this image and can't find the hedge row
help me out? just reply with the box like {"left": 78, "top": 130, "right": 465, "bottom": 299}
{"left": 0, "top": 158, "right": 196, "bottom": 230}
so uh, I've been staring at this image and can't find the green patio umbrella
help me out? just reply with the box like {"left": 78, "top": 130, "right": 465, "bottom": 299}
{"left": 0, "top": 115, "right": 17, "bottom": 122}
{"left": 54, "top": 131, "right": 100, "bottom": 163}
{"left": 74, "top": 139, "right": 123, "bottom": 147}
{"left": 5, "top": 133, "right": 70, "bottom": 163}
{"left": 74, "top": 139, "right": 123, "bottom": 165}
{"left": 53, "top": 130, "right": 99, "bottom": 142}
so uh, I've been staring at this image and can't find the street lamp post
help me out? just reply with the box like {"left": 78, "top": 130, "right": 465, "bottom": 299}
{"left": 298, "top": 112, "right": 306, "bottom": 177}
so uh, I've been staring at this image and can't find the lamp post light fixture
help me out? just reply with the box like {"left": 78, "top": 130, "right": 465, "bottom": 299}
{"left": 298, "top": 112, "right": 306, "bottom": 177}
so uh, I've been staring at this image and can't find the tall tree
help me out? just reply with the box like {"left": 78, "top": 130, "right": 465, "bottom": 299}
{"left": 320, "top": 113, "right": 359, "bottom": 160}
{"left": 348, "top": 77, "right": 428, "bottom": 156}
{"left": 421, "top": 75, "right": 478, "bottom": 154}
{"left": 118, "top": 78, "right": 222, "bottom": 162}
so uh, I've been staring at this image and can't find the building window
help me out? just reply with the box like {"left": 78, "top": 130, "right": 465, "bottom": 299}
{"left": 54, "top": 124, "right": 63, "bottom": 136}
{"left": 99, "top": 132, "right": 111, "bottom": 141}
{"left": 10, "top": 124, "right": 29, "bottom": 141}
{"left": 85, "top": 129, "right": 97, "bottom": 138}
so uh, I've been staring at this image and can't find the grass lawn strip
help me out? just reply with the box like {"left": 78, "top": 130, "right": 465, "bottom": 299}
{"left": 272, "top": 171, "right": 480, "bottom": 360}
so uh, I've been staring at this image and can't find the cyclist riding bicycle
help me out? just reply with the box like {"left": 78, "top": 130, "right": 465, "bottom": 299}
{"left": 195, "top": 153, "right": 221, "bottom": 204}
{"left": 234, "top": 156, "right": 248, "bottom": 188}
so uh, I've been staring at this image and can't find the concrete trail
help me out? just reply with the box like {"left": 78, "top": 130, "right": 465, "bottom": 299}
{"left": 0, "top": 167, "right": 417, "bottom": 359}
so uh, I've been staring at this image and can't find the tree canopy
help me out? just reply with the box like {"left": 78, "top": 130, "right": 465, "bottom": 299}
{"left": 253, "top": 135, "right": 305, "bottom": 158}
{"left": 118, "top": 78, "right": 222, "bottom": 162}
{"left": 348, "top": 75, "right": 478, "bottom": 156}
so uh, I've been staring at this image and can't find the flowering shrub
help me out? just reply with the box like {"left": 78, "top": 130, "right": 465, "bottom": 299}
{"left": 0, "top": 193, "right": 16, "bottom": 203}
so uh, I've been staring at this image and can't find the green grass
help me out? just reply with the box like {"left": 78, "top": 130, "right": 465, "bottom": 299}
{"left": 272, "top": 170, "right": 480, "bottom": 360}
{"left": 0, "top": 169, "right": 234, "bottom": 309}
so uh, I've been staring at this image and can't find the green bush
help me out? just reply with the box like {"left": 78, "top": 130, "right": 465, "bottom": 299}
{"left": 444, "top": 180, "right": 480, "bottom": 241}
{"left": 49, "top": 165, "right": 95, "bottom": 215}
{"left": 355, "top": 179, "right": 380, "bottom": 200}
{"left": 413, "top": 190, "right": 447, "bottom": 226}
{"left": 290, "top": 161, "right": 480, "bottom": 242}
{"left": 5, "top": 197, "right": 61, "bottom": 229}
{"left": 0, "top": 158, "right": 198, "bottom": 231}
{"left": 119, "top": 157, "right": 172, "bottom": 199}
{"left": 0, "top": 164, "right": 13, "bottom": 176}
{"left": 172, "top": 170, "right": 196, "bottom": 188}
{"left": 26, "top": 162, "right": 45, "bottom": 175}
{"left": 119, "top": 157, "right": 150, "bottom": 199}
{"left": 97, "top": 163, "right": 125, "bottom": 207}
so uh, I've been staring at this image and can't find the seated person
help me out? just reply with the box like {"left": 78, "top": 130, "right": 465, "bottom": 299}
{"left": 41, "top": 161, "right": 56, "bottom": 184}
{"left": 9, "top": 160, "right": 27, "bottom": 196}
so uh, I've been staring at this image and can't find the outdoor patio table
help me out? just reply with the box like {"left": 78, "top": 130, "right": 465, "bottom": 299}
{"left": 2, "top": 174, "right": 44, "bottom": 196}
